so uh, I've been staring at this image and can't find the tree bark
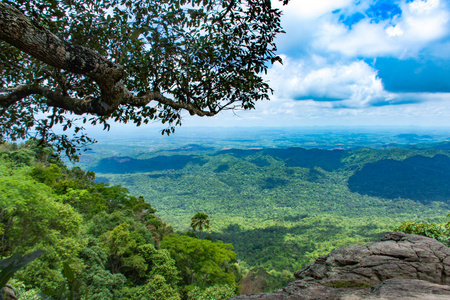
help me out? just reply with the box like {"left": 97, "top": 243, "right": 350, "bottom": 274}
{"left": 0, "top": 2, "right": 216, "bottom": 117}
{"left": 0, "top": 3, "right": 123, "bottom": 84}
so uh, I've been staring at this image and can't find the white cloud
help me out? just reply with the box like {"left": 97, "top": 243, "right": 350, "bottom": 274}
{"left": 273, "top": 0, "right": 353, "bottom": 19}
{"left": 265, "top": 56, "right": 389, "bottom": 107}
{"left": 401, "top": 0, "right": 449, "bottom": 43}
{"left": 315, "top": 19, "right": 403, "bottom": 57}
{"left": 389, "top": 92, "right": 450, "bottom": 104}
{"left": 386, "top": 25, "right": 404, "bottom": 37}
{"left": 180, "top": 0, "right": 450, "bottom": 128}
{"left": 278, "top": 0, "right": 450, "bottom": 59}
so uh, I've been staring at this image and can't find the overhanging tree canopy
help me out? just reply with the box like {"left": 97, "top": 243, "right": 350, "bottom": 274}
{"left": 0, "top": 0, "right": 288, "bottom": 156}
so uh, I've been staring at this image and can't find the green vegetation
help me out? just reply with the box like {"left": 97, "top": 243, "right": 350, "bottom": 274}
{"left": 190, "top": 212, "right": 210, "bottom": 239}
{"left": 0, "top": 251, "right": 45, "bottom": 292}
{"left": 79, "top": 143, "right": 450, "bottom": 292}
{"left": 161, "top": 235, "right": 237, "bottom": 289}
{"left": 348, "top": 155, "right": 450, "bottom": 203}
{"left": 0, "top": 141, "right": 241, "bottom": 299}
{"left": 395, "top": 215, "right": 450, "bottom": 246}
{"left": 2, "top": 139, "right": 450, "bottom": 296}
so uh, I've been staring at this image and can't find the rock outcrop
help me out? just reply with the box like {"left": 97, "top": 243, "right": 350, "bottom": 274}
{"left": 231, "top": 231, "right": 450, "bottom": 299}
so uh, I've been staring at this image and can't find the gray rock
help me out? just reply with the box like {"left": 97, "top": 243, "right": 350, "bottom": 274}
{"left": 371, "top": 278, "right": 450, "bottom": 299}
{"left": 231, "top": 232, "right": 450, "bottom": 300}
{"left": 294, "top": 231, "right": 450, "bottom": 285}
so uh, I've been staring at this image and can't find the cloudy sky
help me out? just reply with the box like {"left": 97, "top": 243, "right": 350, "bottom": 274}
{"left": 183, "top": 0, "right": 450, "bottom": 128}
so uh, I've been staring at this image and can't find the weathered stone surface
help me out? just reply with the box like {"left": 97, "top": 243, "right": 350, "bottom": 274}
{"left": 294, "top": 231, "right": 450, "bottom": 285}
{"left": 231, "top": 232, "right": 450, "bottom": 300}
{"left": 371, "top": 278, "right": 450, "bottom": 299}
{"left": 231, "top": 279, "right": 450, "bottom": 300}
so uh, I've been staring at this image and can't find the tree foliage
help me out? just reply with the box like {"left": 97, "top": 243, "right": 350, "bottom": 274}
{"left": 0, "top": 251, "right": 44, "bottom": 291}
{"left": 187, "top": 284, "right": 236, "bottom": 300}
{"left": 0, "top": 166, "right": 82, "bottom": 256}
{"left": 161, "top": 234, "right": 237, "bottom": 288}
{"left": 190, "top": 212, "right": 210, "bottom": 239}
{"left": 0, "top": 142, "right": 241, "bottom": 298}
{"left": 91, "top": 144, "right": 450, "bottom": 292}
{"left": 395, "top": 217, "right": 450, "bottom": 246}
{"left": 0, "top": 0, "right": 287, "bottom": 155}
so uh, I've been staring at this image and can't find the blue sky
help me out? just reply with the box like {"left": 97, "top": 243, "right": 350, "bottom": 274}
{"left": 182, "top": 0, "right": 450, "bottom": 128}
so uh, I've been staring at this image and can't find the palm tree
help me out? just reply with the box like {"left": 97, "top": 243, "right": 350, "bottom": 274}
{"left": 190, "top": 212, "right": 210, "bottom": 239}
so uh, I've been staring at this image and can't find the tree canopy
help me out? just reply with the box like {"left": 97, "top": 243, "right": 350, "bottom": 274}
{"left": 190, "top": 212, "right": 210, "bottom": 239}
{"left": 0, "top": 0, "right": 288, "bottom": 156}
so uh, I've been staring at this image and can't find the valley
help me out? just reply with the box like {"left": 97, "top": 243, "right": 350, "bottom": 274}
{"left": 73, "top": 127, "right": 450, "bottom": 290}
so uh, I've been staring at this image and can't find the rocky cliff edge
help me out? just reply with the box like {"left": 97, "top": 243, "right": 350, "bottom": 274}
{"left": 231, "top": 231, "right": 450, "bottom": 300}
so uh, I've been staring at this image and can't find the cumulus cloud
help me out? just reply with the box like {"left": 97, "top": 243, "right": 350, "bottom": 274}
{"left": 267, "top": 0, "right": 450, "bottom": 103}
{"left": 402, "top": 0, "right": 449, "bottom": 41}
{"left": 314, "top": 20, "right": 402, "bottom": 57}
{"left": 315, "top": 0, "right": 450, "bottom": 58}
{"left": 275, "top": 0, "right": 450, "bottom": 58}
{"left": 265, "top": 56, "right": 391, "bottom": 107}
{"left": 207, "top": 0, "right": 450, "bottom": 128}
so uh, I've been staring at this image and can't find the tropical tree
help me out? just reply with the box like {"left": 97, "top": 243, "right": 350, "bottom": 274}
{"left": 187, "top": 284, "right": 236, "bottom": 300}
{"left": 161, "top": 234, "right": 237, "bottom": 288}
{"left": 190, "top": 212, "right": 210, "bottom": 239}
{"left": 0, "top": 0, "right": 288, "bottom": 156}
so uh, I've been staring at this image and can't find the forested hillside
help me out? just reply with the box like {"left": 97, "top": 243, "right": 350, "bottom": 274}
{"left": 2, "top": 0, "right": 449, "bottom": 296}
{"left": 85, "top": 144, "right": 450, "bottom": 291}
{"left": 348, "top": 154, "right": 450, "bottom": 202}
{"left": 0, "top": 142, "right": 241, "bottom": 299}
{"left": 3, "top": 140, "right": 449, "bottom": 295}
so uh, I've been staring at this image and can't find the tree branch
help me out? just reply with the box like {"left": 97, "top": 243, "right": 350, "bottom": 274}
{"left": 140, "top": 92, "right": 216, "bottom": 116}
{"left": 0, "top": 2, "right": 218, "bottom": 118}
{"left": 0, "top": 84, "right": 217, "bottom": 117}
{"left": 0, "top": 84, "right": 112, "bottom": 114}
{"left": 0, "top": 3, "right": 123, "bottom": 84}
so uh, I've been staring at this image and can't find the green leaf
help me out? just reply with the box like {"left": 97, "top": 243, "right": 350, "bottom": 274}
{"left": 0, "top": 250, "right": 45, "bottom": 289}
{"left": 63, "top": 263, "right": 75, "bottom": 283}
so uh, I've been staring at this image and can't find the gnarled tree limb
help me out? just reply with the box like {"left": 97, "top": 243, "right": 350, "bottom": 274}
{"left": 0, "top": 84, "right": 217, "bottom": 117}
{"left": 0, "top": 2, "right": 218, "bottom": 117}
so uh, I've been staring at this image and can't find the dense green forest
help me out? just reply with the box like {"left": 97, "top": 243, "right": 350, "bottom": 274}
{"left": 348, "top": 154, "right": 450, "bottom": 202}
{"left": 0, "top": 142, "right": 240, "bottom": 299}
{"left": 2, "top": 139, "right": 450, "bottom": 297}
{"left": 3, "top": 0, "right": 450, "bottom": 295}
{"left": 79, "top": 142, "right": 450, "bottom": 292}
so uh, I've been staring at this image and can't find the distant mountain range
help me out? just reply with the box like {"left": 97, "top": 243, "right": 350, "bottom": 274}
{"left": 348, "top": 154, "right": 450, "bottom": 203}
{"left": 92, "top": 147, "right": 450, "bottom": 205}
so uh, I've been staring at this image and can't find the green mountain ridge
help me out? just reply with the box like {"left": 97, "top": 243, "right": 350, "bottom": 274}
{"left": 348, "top": 154, "right": 450, "bottom": 203}
{"left": 93, "top": 155, "right": 207, "bottom": 174}
{"left": 3, "top": 139, "right": 450, "bottom": 294}
{"left": 87, "top": 145, "right": 450, "bottom": 290}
